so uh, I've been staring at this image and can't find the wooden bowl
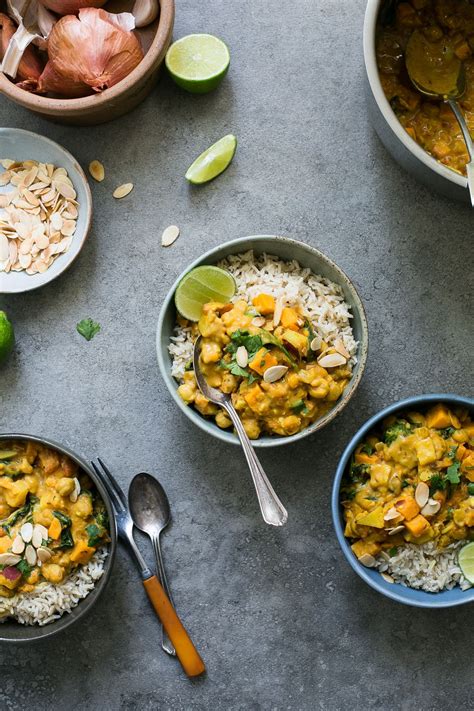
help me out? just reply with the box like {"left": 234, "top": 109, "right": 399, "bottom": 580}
{"left": 0, "top": 0, "right": 174, "bottom": 125}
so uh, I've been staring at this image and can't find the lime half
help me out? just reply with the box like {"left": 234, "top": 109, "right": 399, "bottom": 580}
{"left": 186, "top": 134, "right": 237, "bottom": 185}
{"left": 458, "top": 542, "right": 474, "bottom": 584}
{"left": 0, "top": 310, "right": 14, "bottom": 364}
{"left": 166, "top": 34, "right": 230, "bottom": 94}
{"left": 175, "top": 266, "right": 236, "bottom": 321}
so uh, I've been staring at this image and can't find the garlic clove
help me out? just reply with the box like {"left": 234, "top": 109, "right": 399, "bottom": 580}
{"left": 132, "top": 0, "right": 159, "bottom": 28}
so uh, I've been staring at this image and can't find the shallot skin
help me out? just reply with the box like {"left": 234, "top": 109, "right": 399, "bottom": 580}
{"left": 39, "top": 0, "right": 107, "bottom": 15}
{"left": 21, "top": 8, "right": 144, "bottom": 98}
{"left": 0, "top": 13, "right": 43, "bottom": 83}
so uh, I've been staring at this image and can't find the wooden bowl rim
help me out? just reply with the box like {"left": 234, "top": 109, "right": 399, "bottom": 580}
{"left": 0, "top": 0, "right": 174, "bottom": 114}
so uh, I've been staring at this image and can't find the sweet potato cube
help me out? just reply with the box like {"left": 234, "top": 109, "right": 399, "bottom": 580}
{"left": 280, "top": 307, "right": 299, "bottom": 331}
{"left": 243, "top": 383, "right": 266, "bottom": 412}
{"left": 351, "top": 540, "right": 381, "bottom": 559}
{"left": 394, "top": 497, "right": 420, "bottom": 521}
{"left": 0, "top": 536, "right": 12, "bottom": 554}
{"left": 404, "top": 514, "right": 430, "bottom": 538}
{"left": 355, "top": 451, "right": 378, "bottom": 465}
{"left": 248, "top": 348, "right": 277, "bottom": 376}
{"left": 48, "top": 517, "right": 62, "bottom": 540}
{"left": 356, "top": 507, "right": 385, "bottom": 529}
{"left": 70, "top": 541, "right": 95, "bottom": 565}
{"left": 252, "top": 293, "right": 275, "bottom": 315}
{"left": 425, "top": 404, "right": 451, "bottom": 429}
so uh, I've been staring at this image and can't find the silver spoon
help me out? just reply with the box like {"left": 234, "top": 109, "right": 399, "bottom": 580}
{"left": 405, "top": 29, "right": 474, "bottom": 205}
{"left": 129, "top": 472, "right": 176, "bottom": 657}
{"left": 193, "top": 336, "right": 288, "bottom": 527}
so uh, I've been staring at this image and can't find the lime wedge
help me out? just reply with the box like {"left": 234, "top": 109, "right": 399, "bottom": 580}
{"left": 165, "top": 34, "right": 230, "bottom": 94}
{"left": 0, "top": 310, "right": 14, "bottom": 364}
{"left": 185, "top": 134, "right": 237, "bottom": 185}
{"left": 458, "top": 542, "right": 474, "bottom": 584}
{"left": 175, "top": 266, "right": 236, "bottom": 321}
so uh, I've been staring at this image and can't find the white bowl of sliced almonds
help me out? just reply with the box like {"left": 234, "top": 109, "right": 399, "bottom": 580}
{"left": 0, "top": 128, "right": 92, "bottom": 294}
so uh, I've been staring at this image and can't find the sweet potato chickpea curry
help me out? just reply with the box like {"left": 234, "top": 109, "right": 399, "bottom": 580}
{"left": 341, "top": 405, "right": 474, "bottom": 564}
{"left": 378, "top": 0, "right": 474, "bottom": 175}
{"left": 177, "top": 293, "right": 353, "bottom": 439}
{"left": 0, "top": 441, "right": 109, "bottom": 598}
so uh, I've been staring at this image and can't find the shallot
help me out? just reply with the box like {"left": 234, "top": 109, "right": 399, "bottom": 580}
{"left": 0, "top": 12, "right": 43, "bottom": 82}
{"left": 19, "top": 8, "right": 144, "bottom": 97}
{"left": 2, "top": 565, "right": 21, "bottom": 582}
{"left": 39, "top": 0, "right": 107, "bottom": 15}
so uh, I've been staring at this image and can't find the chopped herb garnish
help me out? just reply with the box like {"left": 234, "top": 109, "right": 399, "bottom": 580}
{"left": 468, "top": 484, "right": 474, "bottom": 496}
{"left": 401, "top": 479, "right": 410, "bottom": 489}
{"left": 445, "top": 460, "right": 461, "bottom": 485}
{"left": 446, "top": 445, "right": 458, "bottom": 460}
{"left": 349, "top": 462, "right": 370, "bottom": 482}
{"left": 383, "top": 420, "right": 412, "bottom": 445}
{"left": 86, "top": 523, "right": 103, "bottom": 547}
{"left": 259, "top": 329, "right": 296, "bottom": 367}
{"left": 365, "top": 495, "right": 378, "bottom": 502}
{"left": 388, "top": 547, "right": 398, "bottom": 557}
{"left": 429, "top": 474, "right": 446, "bottom": 496}
{"left": 17, "top": 559, "right": 32, "bottom": 578}
{"left": 440, "top": 427, "right": 455, "bottom": 440}
{"left": 360, "top": 443, "right": 375, "bottom": 456}
{"left": 76, "top": 318, "right": 101, "bottom": 342}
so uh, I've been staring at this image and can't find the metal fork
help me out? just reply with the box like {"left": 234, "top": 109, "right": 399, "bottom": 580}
{"left": 91, "top": 458, "right": 205, "bottom": 678}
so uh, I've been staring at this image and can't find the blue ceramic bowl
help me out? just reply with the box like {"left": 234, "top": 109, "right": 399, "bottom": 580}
{"left": 157, "top": 235, "right": 368, "bottom": 447}
{"left": 332, "top": 394, "right": 474, "bottom": 608}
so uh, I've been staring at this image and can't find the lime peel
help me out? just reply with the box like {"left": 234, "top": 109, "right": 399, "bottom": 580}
{"left": 185, "top": 134, "right": 237, "bottom": 185}
{"left": 458, "top": 541, "right": 474, "bottom": 584}
{"left": 0, "top": 310, "right": 15, "bottom": 364}
{"left": 175, "top": 266, "right": 236, "bottom": 321}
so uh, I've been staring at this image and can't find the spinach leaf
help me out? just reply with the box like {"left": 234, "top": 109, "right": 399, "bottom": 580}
{"left": 96, "top": 510, "right": 109, "bottom": 530}
{"left": 59, "top": 528, "right": 74, "bottom": 549}
{"left": 440, "top": 427, "right": 455, "bottom": 440}
{"left": 360, "top": 443, "right": 375, "bottom": 456}
{"left": 1, "top": 494, "right": 37, "bottom": 535}
{"left": 468, "top": 484, "right": 474, "bottom": 496}
{"left": 53, "top": 510, "right": 72, "bottom": 527}
{"left": 259, "top": 329, "right": 296, "bottom": 367}
{"left": 383, "top": 420, "right": 412, "bottom": 445}
{"left": 429, "top": 474, "right": 446, "bottom": 496}
{"left": 349, "top": 462, "right": 370, "bottom": 482}
{"left": 86, "top": 524, "right": 103, "bottom": 547}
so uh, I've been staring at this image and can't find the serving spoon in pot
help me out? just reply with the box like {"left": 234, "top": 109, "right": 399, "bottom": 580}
{"left": 129, "top": 472, "right": 176, "bottom": 657}
{"left": 193, "top": 336, "right": 288, "bottom": 527}
{"left": 405, "top": 29, "right": 474, "bottom": 205}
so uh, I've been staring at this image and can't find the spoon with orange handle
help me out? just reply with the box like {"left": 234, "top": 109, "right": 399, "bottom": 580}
{"left": 91, "top": 459, "right": 205, "bottom": 678}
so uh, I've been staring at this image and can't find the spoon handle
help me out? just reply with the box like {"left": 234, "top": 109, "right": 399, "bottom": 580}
{"left": 151, "top": 534, "right": 176, "bottom": 657}
{"left": 447, "top": 99, "right": 474, "bottom": 206}
{"left": 142, "top": 575, "right": 205, "bottom": 677}
{"left": 224, "top": 403, "right": 288, "bottom": 526}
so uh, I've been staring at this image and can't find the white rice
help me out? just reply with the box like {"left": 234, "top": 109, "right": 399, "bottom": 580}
{"left": 169, "top": 250, "right": 358, "bottom": 381}
{"left": 0, "top": 547, "right": 108, "bottom": 626}
{"left": 376, "top": 541, "right": 471, "bottom": 593}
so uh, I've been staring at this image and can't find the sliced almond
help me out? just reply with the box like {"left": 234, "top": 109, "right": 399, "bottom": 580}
{"left": 415, "top": 481, "right": 430, "bottom": 508}
{"left": 56, "top": 181, "right": 76, "bottom": 200}
{"left": 334, "top": 338, "right": 350, "bottom": 359}
{"left": 11, "top": 535, "right": 25, "bottom": 555}
{"left": 358, "top": 553, "right": 376, "bottom": 568}
{"left": 388, "top": 525, "right": 405, "bottom": 536}
{"left": 88, "top": 160, "right": 105, "bottom": 182}
{"left": 421, "top": 499, "right": 441, "bottom": 517}
{"left": 317, "top": 352, "right": 347, "bottom": 368}
{"left": 113, "top": 183, "right": 133, "bottom": 199}
{"left": 0, "top": 233, "right": 9, "bottom": 261}
{"left": 310, "top": 335, "right": 322, "bottom": 351}
{"left": 235, "top": 346, "right": 248, "bottom": 368}
{"left": 37, "top": 547, "right": 52, "bottom": 563}
{"left": 0, "top": 170, "right": 11, "bottom": 186}
{"left": 263, "top": 365, "right": 288, "bottom": 383}
{"left": 383, "top": 507, "right": 400, "bottom": 522}
{"left": 381, "top": 572, "right": 394, "bottom": 584}
{"left": 25, "top": 544, "right": 37, "bottom": 566}
{"left": 0, "top": 553, "right": 21, "bottom": 566}
{"left": 161, "top": 224, "right": 180, "bottom": 247}
{"left": 251, "top": 316, "right": 266, "bottom": 328}
{"left": 69, "top": 477, "right": 81, "bottom": 503}
{"left": 20, "top": 522, "right": 33, "bottom": 543}
{"left": 50, "top": 212, "right": 63, "bottom": 231}
{"left": 273, "top": 298, "right": 283, "bottom": 328}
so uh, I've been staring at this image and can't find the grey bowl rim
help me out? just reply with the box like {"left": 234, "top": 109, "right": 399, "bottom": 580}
{"left": 0, "top": 127, "right": 93, "bottom": 295}
{"left": 156, "top": 234, "right": 369, "bottom": 448}
{"left": 331, "top": 393, "right": 474, "bottom": 609}
{"left": 0, "top": 432, "right": 117, "bottom": 644}
{"left": 363, "top": 0, "right": 468, "bottom": 191}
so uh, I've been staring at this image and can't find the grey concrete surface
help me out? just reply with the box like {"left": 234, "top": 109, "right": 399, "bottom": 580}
{"left": 0, "top": 1, "right": 473, "bottom": 709}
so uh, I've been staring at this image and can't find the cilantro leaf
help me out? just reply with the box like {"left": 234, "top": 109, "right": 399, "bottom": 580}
{"left": 259, "top": 329, "right": 296, "bottom": 366}
{"left": 360, "top": 443, "right": 375, "bottom": 456}
{"left": 445, "top": 460, "right": 461, "bottom": 485}
{"left": 388, "top": 547, "right": 398, "bottom": 557}
{"left": 76, "top": 318, "right": 101, "bottom": 342}
{"left": 440, "top": 427, "right": 455, "bottom": 440}
{"left": 17, "top": 559, "right": 32, "bottom": 578}
{"left": 429, "top": 474, "right": 446, "bottom": 496}
{"left": 468, "top": 484, "right": 474, "bottom": 495}
{"left": 446, "top": 445, "right": 458, "bottom": 460}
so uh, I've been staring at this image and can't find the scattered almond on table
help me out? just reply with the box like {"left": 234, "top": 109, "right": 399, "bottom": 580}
{"left": 0, "top": 159, "right": 78, "bottom": 275}
{"left": 113, "top": 183, "right": 134, "bottom": 199}
{"left": 88, "top": 160, "right": 105, "bottom": 182}
{"left": 161, "top": 224, "right": 180, "bottom": 247}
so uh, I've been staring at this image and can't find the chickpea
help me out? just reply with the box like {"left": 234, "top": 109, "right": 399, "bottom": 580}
{"left": 40, "top": 491, "right": 63, "bottom": 511}
{"left": 287, "top": 373, "right": 299, "bottom": 389}
{"left": 243, "top": 419, "right": 261, "bottom": 439}
{"left": 26, "top": 569, "right": 40, "bottom": 585}
{"left": 41, "top": 563, "right": 65, "bottom": 584}
{"left": 33, "top": 508, "right": 53, "bottom": 527}
{"left": 201, "top": 340, "right": 222, "bottom": 364}
{"left": 309, "top": 377, "right": 329, "bottom": 399}
{"left": 215, "top": 411, "right": 232, "bottom": 429}
{"left": 56, "top": 477, "right": 75, "bottom": 497}
{"left": 327, "top": 381, "right": 342, "bottom": 402}
{"left": 178, "top": 383, "right": 196, "bottom": 404}
{"left": 220, "top": 372, "right": 238, "bottom": 394}
{"left": 195, "top": 393, "right": 219, "bottom": 416}
{"left": 281, "top": 415, "right": 301, "bottom": 435}
{"left": 71, "top": 493, "right": 93, "bottom": 519}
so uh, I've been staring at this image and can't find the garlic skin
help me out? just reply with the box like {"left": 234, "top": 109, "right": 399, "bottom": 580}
{"left": 39, "top": 0, "right": 107, "bottom": 15}
{"left": 0, "top": 13, "right": 43, "bottom": 82}
{"left": 132, "top": 0, "right": 159, "bottom": 28}
{"left": 19, "top": 8, "right": 144, "bottom": 98}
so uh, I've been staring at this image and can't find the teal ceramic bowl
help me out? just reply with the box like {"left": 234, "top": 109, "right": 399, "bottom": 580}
{"left": 156, "top": 235, "right": 369, "bottom": 447}
{"left": 332, "top": 394, "right": 474, "bottom": 608}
